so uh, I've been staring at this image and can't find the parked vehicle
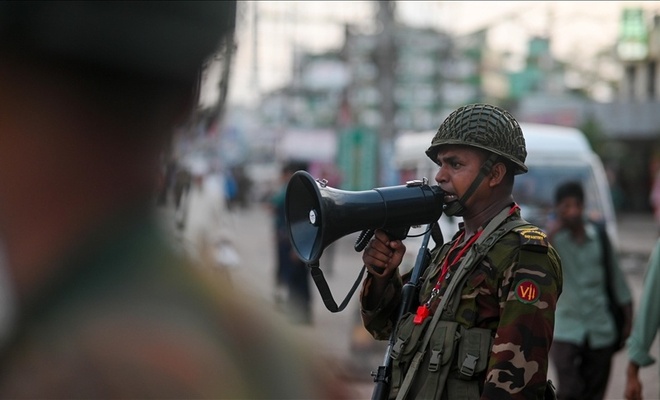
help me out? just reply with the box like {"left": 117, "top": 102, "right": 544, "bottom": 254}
{"left": 513, "top": 123, "right": 618, "bottom": 244}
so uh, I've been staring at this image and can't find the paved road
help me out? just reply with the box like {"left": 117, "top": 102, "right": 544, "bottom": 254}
{"left": 187, "top": 204, "right": 659, "bottom": 399}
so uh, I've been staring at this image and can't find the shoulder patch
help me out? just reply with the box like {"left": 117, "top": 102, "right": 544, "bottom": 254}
{"left": 513, "top": 226, "right": 548, "bottom": 253}
{"left": 515, "top": 279, "right": 541, "bottom": 304}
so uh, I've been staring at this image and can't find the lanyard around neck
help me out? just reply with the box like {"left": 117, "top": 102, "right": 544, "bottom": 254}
{"left": 413, "top": 203, "right": 519, "bottom": 325}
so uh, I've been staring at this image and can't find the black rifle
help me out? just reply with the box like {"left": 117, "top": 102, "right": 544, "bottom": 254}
{"left": 370, "top": 222, "right": 437, "bottom": 400}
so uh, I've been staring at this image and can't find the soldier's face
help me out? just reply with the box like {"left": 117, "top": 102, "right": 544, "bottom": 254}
{"left": 434, "top": 145, "right": 489, "bottom": 208}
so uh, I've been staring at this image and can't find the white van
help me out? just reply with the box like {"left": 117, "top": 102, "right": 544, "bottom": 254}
{"left": 393, "top": 122, "right": 618, "bottom": 248}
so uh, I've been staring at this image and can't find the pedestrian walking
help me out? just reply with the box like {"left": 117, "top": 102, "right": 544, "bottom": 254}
{"left": 624, "top": 237, "right": 660, "bottom": 400}
{"left": 180, "top": 158, "right": 239, "bottom": 283}
{"left": 546, "top": 181, "right": 633, "bottom": 400}
{"left": 270, "top": 161, "right": 313, "bottom": 325}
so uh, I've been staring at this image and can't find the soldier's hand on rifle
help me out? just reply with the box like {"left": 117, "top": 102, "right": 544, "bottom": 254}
{"left": 363, "top": 229, "right": 406, "bottom": 278}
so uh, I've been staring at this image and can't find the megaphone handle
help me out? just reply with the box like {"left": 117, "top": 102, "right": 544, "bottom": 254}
{"left": 356, "top": 226, "right": 414, "bottom": 274}
{"left": 354, "top": 229, "right": 387, "bottom": 274}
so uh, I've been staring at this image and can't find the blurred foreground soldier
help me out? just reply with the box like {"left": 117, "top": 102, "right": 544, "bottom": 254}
{"left": 546, "top": 181, "right": 632, "bottom": 400}
{"left": 0, "top": 2, "right": 350, "bottom": 398}
{"left": 359, "top": 104, "right": 562, "bottom": 399}
{"left": 624, "top": 238, "right": 660, "bottom": 400}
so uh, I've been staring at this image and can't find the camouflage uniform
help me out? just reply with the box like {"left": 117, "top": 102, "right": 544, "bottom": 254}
{"left": 360, "top": 104, "right": 563, "bottom": 399}
{"left": 361, "top": 208, "right": 562, "bottom": 399}
{"left": 0, "top": 211, "right": 348, "bottom": 398}
{"left": 0, "top": 2, "right": 351, "bottom": 398}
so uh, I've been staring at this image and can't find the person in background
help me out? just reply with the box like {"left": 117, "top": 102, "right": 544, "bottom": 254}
{"left": 0, "top": 2, "right": 351, "bottom": 397}
{"left": 546, "top": 181, "right": 633, "bottom": 400}
{"left": 173, "top": 160, "right": 192, "bottom": 212}
{"left": 270, "top": 161, "right": 313, "bottom": 325}
{"left": 156, "top": 153, "right": 177, "bottom": 207}
{"left": 649, "top": 167, "right": 660, "bottom": 235}
{"left": 309, "top": 161, "right": 344, "bottom": 276}
{"left": 180, "top": 159, "right": 239, "bottom": 283}
{"left": 624, "top": 237, "right": 660, "bottom": 400}
{"left": 230, "top": 164, "right": 253, "bottom": 210}
{"left": 359, "top": 103, "right": 562, "bottom": 399}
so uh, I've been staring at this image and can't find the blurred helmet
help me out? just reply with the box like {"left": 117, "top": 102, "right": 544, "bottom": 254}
{"left": 425, "top": 103, "right": 528, "bottom": 174}
{"left": 0, "top": 1, "right": 236, "bottom": 83}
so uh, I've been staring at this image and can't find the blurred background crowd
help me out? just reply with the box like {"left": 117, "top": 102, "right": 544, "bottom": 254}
{"left": 168, "top": 1, "right": 660, "bottom": 214}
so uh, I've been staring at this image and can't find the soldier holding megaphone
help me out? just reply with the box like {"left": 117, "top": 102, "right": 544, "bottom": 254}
{"left": 359, "top": 104, "right": 563, "bottom": 400}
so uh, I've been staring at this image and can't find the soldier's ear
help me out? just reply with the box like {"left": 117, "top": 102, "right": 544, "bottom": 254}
{"left": 488, "top": 162, "right": 507, "bottom": 186}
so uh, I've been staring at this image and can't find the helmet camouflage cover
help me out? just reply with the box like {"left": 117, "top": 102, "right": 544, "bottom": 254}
{"left": 426, "top": 103, "right": 528, "bottom": 174}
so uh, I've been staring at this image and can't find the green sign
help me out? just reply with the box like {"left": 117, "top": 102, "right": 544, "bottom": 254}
{"left": 337, "top": 128, "right": 377, "bottom": 190}
{"left": 618, "top": 8, "right": 648, "bottom": 61}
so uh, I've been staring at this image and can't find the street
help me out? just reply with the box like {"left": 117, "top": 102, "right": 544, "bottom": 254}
{"left": 212, "top": 204, "right": 658, "bottom": 399}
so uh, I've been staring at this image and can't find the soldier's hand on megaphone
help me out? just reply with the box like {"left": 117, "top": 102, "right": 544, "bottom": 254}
{"left": 362, "top": 229, "right": 406, "bottom": 278}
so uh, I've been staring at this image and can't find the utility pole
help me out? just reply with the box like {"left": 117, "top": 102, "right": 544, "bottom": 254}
{"left": 251, "top": 1, "right": 260, "bottom": 101}
{"left": 210, "top": 29, "right": 235, "bottom": 129}
{"left": 375, "top": 0, "right": 397, "bottom": 185}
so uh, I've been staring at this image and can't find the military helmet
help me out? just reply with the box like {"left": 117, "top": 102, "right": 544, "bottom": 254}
{"left": 426, "top": 103, "right": 528, "bottom": 174}
{"left": 0, "top": 1, "right": 236, "bottom": 83}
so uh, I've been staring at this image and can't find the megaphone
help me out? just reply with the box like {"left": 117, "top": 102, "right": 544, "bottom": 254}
{"left": 285, "top": 171, "right": 444, "bottom": 264}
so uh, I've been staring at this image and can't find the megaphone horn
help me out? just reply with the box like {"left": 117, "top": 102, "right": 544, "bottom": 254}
{"left": 285, "top": 171, "right": 444, "bottom": 264}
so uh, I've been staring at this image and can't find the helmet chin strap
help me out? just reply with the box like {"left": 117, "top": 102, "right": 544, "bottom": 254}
{"left": 443, "top": 153, "right": 499, "bottom": 217}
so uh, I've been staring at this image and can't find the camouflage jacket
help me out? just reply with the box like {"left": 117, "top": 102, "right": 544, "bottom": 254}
{"left": 360, "top": 207, "right": 563, "bottom": 399}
